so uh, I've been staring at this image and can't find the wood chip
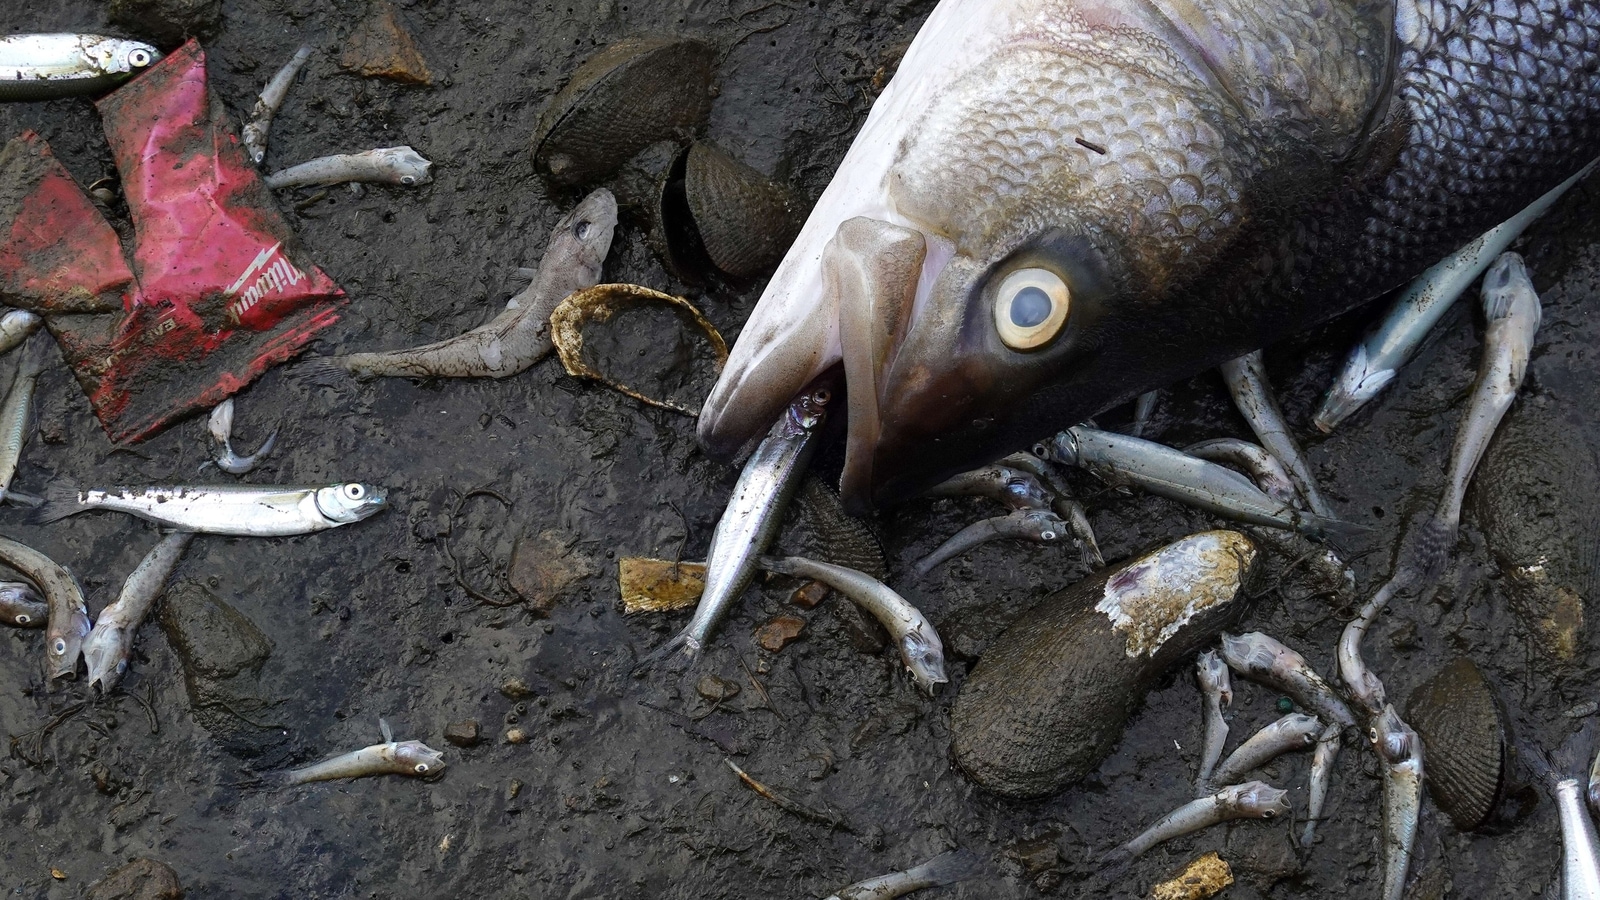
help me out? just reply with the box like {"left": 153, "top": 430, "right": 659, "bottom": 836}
{"left": 619, "top": 557, "right": 705, "bottom": 613}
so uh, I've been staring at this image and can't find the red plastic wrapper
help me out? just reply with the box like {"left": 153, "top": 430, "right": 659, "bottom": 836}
{"left": 0, "top": 40, "right": 343, "bottom": 442}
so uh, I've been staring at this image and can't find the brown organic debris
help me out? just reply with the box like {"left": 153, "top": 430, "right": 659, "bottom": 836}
{"left": 508, "top": 530, "right": 597, "bottom": 613}
{"left": 724, "top": 758, "right": 851, "bottom": 831}
{"left": 790, "top": 580, "right": 829, "bottom": 609}
{"left": 86, "top": 858, "right": 183, "bottom": 900}
{"left": 619, "top": 557, "right": 706, "bottom": 613}
{"left": 696, "top": 674, "right": 741, "bottom": 703}
{"left": 755, "top": 615, "right": 806, "bottom": 652}
{"left": 443, "top": 720, "right": 481, "bottom": 748}
{"left": 340, "top": 1, "right": 433, "bottom": 85}
{"left": 1150, "top": 852, "right": 1233, "bottom": 900}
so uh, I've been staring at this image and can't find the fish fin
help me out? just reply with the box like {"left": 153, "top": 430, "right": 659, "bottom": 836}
{"left": 379, "top": 717, "right": 394, "bottom": 744}
{"left": 298, "top": 356, "right": 358, "bottom": 386}
{"left": 30, "top": 483, "right": 85, "bottom": 525}
{"left": 632, "top": 631, "right": 700, "bottom": 677}
{"left": 2, "top": 490, "right": 43, "bottom": 508}
{"left": 1296, "top": 512, "right": 1370, "bottom": 544}
{"left": 906, "top": 848, "right": 984, "bottom": 887}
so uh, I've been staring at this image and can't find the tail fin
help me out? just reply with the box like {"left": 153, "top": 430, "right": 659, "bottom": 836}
{"left": 298, "top": 356, "right": 357, "bottom": 386}
{"left": 631, "top": 630, "right": 700, "bottom": 677}
{"left": 1295, "top": 511, "right": 1371, "bottom": 545}
{"left": 906, "top": 848, "right": 984, "bottom": 887}
{"left": 30, "top": 483, "right": 85, "bottom": 526}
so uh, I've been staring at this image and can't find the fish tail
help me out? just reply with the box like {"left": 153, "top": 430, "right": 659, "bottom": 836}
{"left": 632, "top": 630, "right": 701, "bottom": 677}
{"left": 906, "top": 848, "right": 984, "bottom": 887}
{"left": 298, "top": 355, "right": 363, "bottom": 385}
{"left": 1296, "top": 512, "right": 1370, "bottom": 545}
{"left": 31, "top": 483, "right": 85, "bottom": 525}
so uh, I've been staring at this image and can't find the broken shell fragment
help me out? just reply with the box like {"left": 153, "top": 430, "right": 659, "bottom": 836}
{"left": 531, "top": 36, "right": 714, "bottom": 187}
{"left": 1405, "top": 656, "right": 1507, "bottom": 831}
{"left": 549, "top": 283, "right": 728, "bottom": 415}
{"left": 619, "top": 557, "right": 706, "bottom": 614}
{"left": 1151, "top": 852, "right": 1233, "bottom": 900}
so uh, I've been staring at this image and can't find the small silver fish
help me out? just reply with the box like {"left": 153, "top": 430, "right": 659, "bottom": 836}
{"left": 279, "top": 719, "right": 446, "bottom": 786}
{"left": 1195, "top": 650, "right": 1232, "bottom": 796}
{"left": 1219, "top": 632, "right": 1356, "bottom": 729}
{"left": 1371, "top": 705, "right": 1424, "bottom": 900}
{"left": 35, "top": 482, "right": 387, "bottom": 536}
{"left": 208, "top": 398, "right": 279, "bottom": 475}
{"left": 265, "top": 146, "right": 433, "bottom": 190}
{"left": 646, "top": 383, "right": 834, "bottom": 666}
{"left": 0, "top": 536, "right": 89, "bottom": 679}
{"left": 1208, "top": 713, "right": 1321, "bottom": 792}
{"left": 1219, "top": 350, "right": 1333, "bottom": 517}
{"left": 242, "top": 45, "right": 313, "bottom": 166}
{"left": 1184, "top": 438, "right": 1300, "bottom": 506}
{"left": 0, "top": 580, "right": 46, "bottom": 628}
{"left": 761, "top": 555, "right": 947, "bottom": 694}
{"left": 313, "top": 190, "right": 617, "bottom": 380}
{"left": 1130, "top": 390, "right": 1160, "bottom": 439}
{"left": 82, "top": 532, "right": 193, "bottom": 692}
{"left": 1589, "top": 746, "right": 1600, "bottom": 819}
{"left": 823, "top": 848, "right": 983, "bottom": 900}
{"left": 1559, "top": 776, "right": 1600, "bottom": 900}
{"left": 0, "top": 333, "right": 49, "bottom": 502}
{"left": 998, "top": 451, "right": 1103, "bottom": 566}
{"left": 1107, "top": 781, "right": 1290, "bottom": 865}
{"left": 927, "top": 463, "right": 1053, "bottom": 511}
{"left": 0, "top": 309, "right": 42, "bottom": 356}
{"left": 0, "top": 34, "right": 160, "bottom": 101}
{"left": 911, "top": 508, "right": 1067, "bottom": 579}
{"left": 1303, "top": 722, "right": 1343, "bottom": 846}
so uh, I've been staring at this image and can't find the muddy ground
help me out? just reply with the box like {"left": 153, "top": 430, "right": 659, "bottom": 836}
{"left": 2, "top": 1, "right": 1599, "bottom": 897}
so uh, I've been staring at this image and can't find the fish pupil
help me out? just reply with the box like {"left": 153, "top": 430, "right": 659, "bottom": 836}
{"left": 576, "top": 221, "right": 591, "bottom": 239}
{"left": 1009, "top": 287, "right": 1053, "bottom": 328}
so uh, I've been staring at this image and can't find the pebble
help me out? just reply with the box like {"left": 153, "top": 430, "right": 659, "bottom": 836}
{"left": 443, "top": 720, "right": 481, "bottom": 748}
{"left": 339, "top": 0, "right": 433, "bottom": 85}
{"left": 790, "top": 580, "right": 829, "bottom": 609}
{"left": 755, "top": 615, "right": 806, "bottom": 652}
{"left": 506, "top": 779, "right": 523, "bottom": 801}
{"left": 86, "top": 858, "right": 183, "bottom": 900}
{"left": 504, "top": 728, "right": 530, "bottom": 745}
{"left": 1150, "top": 852, "right": 1233, "bottom": 900}
{"left": 696, "top": 674, "right": 741, "bottom": 703}
{"left": 500, "top": 678, "right": 534, "bottom": 700}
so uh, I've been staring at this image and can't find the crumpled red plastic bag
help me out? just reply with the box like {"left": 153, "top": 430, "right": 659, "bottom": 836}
{"left": 0, "top": 40, "right": 344, "bottom": 442}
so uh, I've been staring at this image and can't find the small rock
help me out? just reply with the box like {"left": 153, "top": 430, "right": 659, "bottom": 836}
{"left": 500, "top": 678, "right": 534, "bottom": 700}
{"left": 340, "top": 0, "right": 433, "bottom": 85}
{"left": 618, "top": 557, "right": 705, "bottom": 613}
{"left": 108, "top": 0, "right": 220, "bottom": 47}
{"left": 86, "top": 858, "right": 183, "bottom": 900}
{"left": 506, "top": 779, "right": 523, "bottom": 801}
{"left": 696, "top": 674, "right": 741, "bottom": 703}
{"left": 443, "top": 720, "right": 481, "bottom": 748}
{"left": 755, "top": 615, "right": 806, "bottom": 652}
{"left": 790, "top": 580, "right": 829, "bottom": 609}
{"left": 1005, "top": 834, "right": 1062, "bottom": 875}
{"left": 504, "top": 728, "right": 529, "bottom": 745}
{"left": 1150, "top": 852, "right": 1233, "bottom": 900}
{"left": 509, "top": 530, "right": 598, "bottom": 613}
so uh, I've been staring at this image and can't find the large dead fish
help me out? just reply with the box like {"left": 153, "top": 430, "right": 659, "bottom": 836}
{"left": 697, "top": 0, "right": 1600, "bottom": 510}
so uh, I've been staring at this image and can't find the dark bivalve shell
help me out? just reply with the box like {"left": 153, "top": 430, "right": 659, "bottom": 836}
{"left": 1405, "top": 657, "right": 1507, "bottom": 831}
{"left": 952, "top": 530, "right": 1259, "bottom": 799}
{"left": 683, "top": 142, "right": 803, "bottom": 278}
{"left": 531, "top": 37, "right": 715, "bottom": 186}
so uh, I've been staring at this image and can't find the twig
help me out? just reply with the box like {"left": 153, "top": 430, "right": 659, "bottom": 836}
{"left": 724, "top": 758, "right": 852, "bottom": 832}
{"left": 738, "top": 655, "right": 782, "bottom": 721}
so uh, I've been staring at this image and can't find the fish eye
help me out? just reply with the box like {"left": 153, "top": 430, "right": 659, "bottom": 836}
{"left": 575, "top": 220, "right": 591, "bottom": 239}
{"left": 414, "top": 763, "right": 429, "bottom": 774}
{"left": 994, "top": 268, "right": 1070, "bottom": 351}
{"left": 116, "top": 660, "right": 128, "bottom": 674}
{"left": 14, "top": 614, "right": 29, "bottom": 625}
{"left": 1040, "top": 529, "right": 1058, "bottom": 540}
{"left": 344, "top": 484, "right": 366, "bottom": 501}
{"left": 130, "top": 49, "right": 152, "bottom": 67}
{"left": 52, "top": 638, "right": 66, "bottom": 655}
{"left": 811, "top": 388, "right": 832, "bottom": 405}
{"left": 1261, "top": 809, "right": 1276, "bottom": 819}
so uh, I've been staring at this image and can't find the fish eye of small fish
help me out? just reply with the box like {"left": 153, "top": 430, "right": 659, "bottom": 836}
{"left": 15, "top": 614, "right": 31, "bottom": 625}
{"left": 51, "top": 638, "right": 66, "bottom": 655}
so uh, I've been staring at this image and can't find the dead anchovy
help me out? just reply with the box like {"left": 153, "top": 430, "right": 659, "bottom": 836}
{"left": 242, "top": 45, "right": 313, "bottom": 166}
{"left": 34, "top": 482, "right": 387, "bottom": 537}
{"left": 0, "top": 536, "right": 88, "bottom": 679}
{"left": 1220, "top": 351, "right": 1332, "bottom": 517}
{"left": 208, "top": 398, "right": 278, "bottom": 475}
{"left": 82, "top": 533, "right": 193, "bottom": 693}
{"left": 911, "top": 508, "right": 1067, "bottom": 579}
{"left": 277, "top": 719, "right": 446, "bottom": 786}
{"left": 1131, "top": 391, "right": 1159, "bottom": 439}
{"left": 823, "top": 847, "right": 983, "bottom": 900}
{"left": 760, "top": 555, "right": 947, "bottom": 694}
{"left": 0, "top": 581, "right": 46, "bottom": 628}
{"left": 1184, "top": 438, "right": 1299, "bottom": 506}
{"left": 927, "top": 463, "right": 1052, "bottom": 511}
{"left": 0, "top": 34, "right": 160, "bottom": 101}
{"left": 313, "top": 189, "right": 617, "bottom": 380}
{"left": 264, "top": 146, "right": 433, "bottom": 190}
{"left": 952, "top": 531, "right": 1258, "bottom": 798}
{"left": 1037, "top": 426, "right": 1353, "bottom": 539}
{"left": 1106, "top": 781, "right": 1290, "bottom": 866}
{"left": 645, "top": 384, "right": 834, "bottom": 667}
{"left": 1316, "top": 159, "right": 1595, "bottom": 433}
{"left": 1371, "top": 704, "right": 1424, "bottom": 900}
{"left": 0, "top": 333, "right": 49, "bottom": 503}
{"left": 998, "top": 451, "right": 1103, "bottom": 566}
{"left": 1207, "top": 713, "right": 1321, "bottom": 792}
{"left": 1304, "top": 723, "right": 1344, "bottom": 846}
{"left": 0, "top": 309, "right": 42, "bottom": 355}
{"left": 1523, "top": 739, "right": 1600, "bottom": 900}
{"left": 1195, "top": 650, "right": 1232, "bottom": 796}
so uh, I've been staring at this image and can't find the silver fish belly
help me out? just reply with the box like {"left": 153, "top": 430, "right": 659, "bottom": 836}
{"left": 283, "top": 739, "right": 446, "bottom": 785}
{"left": 35, "top": 483, "right": 387, "bottom": 536}
{"left": 83, "top": 533, "right": 193, "bottom": 692}
{"left": 825, "top": 848, "right": 982, "bottom": 900}
{"left": 1194, "top": 650, "right": 1231, "bottom": 796}
{"left": 0, "top": 536, "right": 89, "bottom": 679}
{"left": 1557, "top": 777, "right": 1600, "bottom": 900}
{"left": 0, "top": 34, "right": 160, "bottom": 101}
{"left": 1372, "top": 705, "right": 1423, "bottom": 900}
{"left": 0, "top": 333, "right": 49, "bottom": 501}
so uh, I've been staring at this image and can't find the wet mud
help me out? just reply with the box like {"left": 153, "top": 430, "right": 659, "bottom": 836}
{"left": 2, "top": 1, "right": 1599, "bottom": 897}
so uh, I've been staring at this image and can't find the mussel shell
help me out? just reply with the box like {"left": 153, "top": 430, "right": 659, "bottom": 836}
{"left": 682, "top": 141, "right": 803, "bottom": 278}
{"left": 531, "top": 37, "right": 715, "bottom": 187}
{"left": 1468, "top": 401, "right": 1597, "bottom": 659}
{"left": 1404, "top": 656, "right": 1507, "bottom": 831}
{"left": 951, "top": 531, "right": 1258, "bottom": 799}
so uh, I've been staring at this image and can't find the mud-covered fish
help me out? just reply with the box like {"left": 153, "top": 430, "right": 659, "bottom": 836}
{"left": 242, "top": 45, "right": 313, "bottom": 166}
{"left": 83, "top": 533, "right": 193, "bottom": 692}
{"left": 1207, "top": 712, "right": 1320, "bottom": 792}
{"left": 927, "top": 463, "right": 1052, "bottom": 511}
{"left": 1184, "top": 438, "right": 1299, "bottom": 506}
{"left": 1194, "top": 650, "right": 1231, "bottom": 796}
{"left": 823, "top": 848, "right": 983, "bottom": 900}
{"left": 314, "top": 190, "right": 617, "bottom": 380}
{"left": 264, "top": 146, "right": 433, "bottom": 190}
{"left": 0, "top": 536, "right": 88, "bottom": 678}
{"left": 276, "top": 719, "right": 446, "bottom": 786}
{"left": 697, "top": 0, "right": 1600, "bottom": 511}
{"left": 0, "top": 580, "right": 45, "bottom": 628}
{"left": 911, "top": 508, "right": 1067, "bottom": 579}
{"left": 1106, "top": 781, "right": 1290, "bottom": 865}
{"left": 952, "top": 530, "right": 1257, "bottom": 798}
{"left": 1219, "top": 351, "right": 1332, "bottom": 517}
{"left": 0, "top": 34, "right": 159, "bottom": 101}
{"left": 0, "top": 309, "right": 42, "bottom": 355}
{"left": 35, "top": 482, "right": 387, "bottom": 536}
{"left": 0, "top": 333, "right": 49, "bottom": 502}
{"left": 1372, "top": 704, "right": 1424, "bottom": 900}
{"left": 761, "top": 555, "right": 947, "bottom": 693}
{"left": 208, "top": 398, "right": 278, "bottom": 475}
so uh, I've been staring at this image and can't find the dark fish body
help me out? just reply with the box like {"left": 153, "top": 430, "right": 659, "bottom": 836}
{"left": 698, "top": 0, "right": 1600, "bottom": 509}
{"left": 952, "top": 531, "right": 1258, "bottom": 798}
{"left": 1405, "top": 656, "right": 1507, "bottom": 831}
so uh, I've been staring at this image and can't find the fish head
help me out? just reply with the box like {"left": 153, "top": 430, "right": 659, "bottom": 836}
{"left": 315, "top": 483, "right": 389, "bottom": 523}
{"left": 1283, "top": 713, "right": 1322, "bottom": 744}
{"left": 1013, "top": 509, "right": 1067, "bottom": 542}
{"left": 46, "top": 609, "right": 91, "bottom": 680}
{"left": 369, "top": 147, "right": 434, "bottom": 187}
{"left": 1230, "top": 780, "right": 1293, "bottom": 818}
{"left": 394, "top": 740, "right": 448, "bottom": 779}
{"left": 547, "top": 189, "right": 620, "bottom": 285}
{"left": 86, "top": 38, "right": 161, "bottom": 76}
{"left": 696, "top": 0, "right": 1392, "bottom": 509}
{"left": 1196, "top": 649, "right": 1231, "bottom": 703}
{"left": 1370, "top": 704, "right": 1420, "bottom": 766}
{"left": 82, "top": 627, "right": 130, "bottom": 694}
{"left": 0, "top": 582, "right": 43, "bottom": 626}
{"left": 899, "top": 623, "right": 949, "bottom": 695}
